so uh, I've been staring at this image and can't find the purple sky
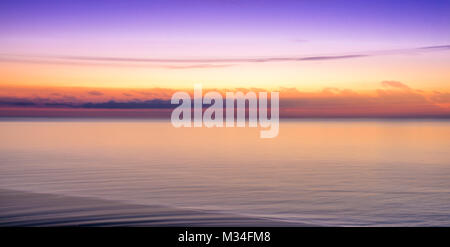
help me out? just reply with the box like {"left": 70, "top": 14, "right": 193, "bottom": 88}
{"left": 1, "top": 0, "right": 449, "bottom": 58}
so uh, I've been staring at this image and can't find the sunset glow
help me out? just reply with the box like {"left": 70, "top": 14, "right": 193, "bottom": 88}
{"left": 1, "top": 0, "right": 449, "bottom": 118}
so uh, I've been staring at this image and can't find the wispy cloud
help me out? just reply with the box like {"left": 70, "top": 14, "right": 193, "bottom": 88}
{"left": 88, "top": 90, "right": 104, "bottom": 96}
{"left": 1, "top": 45, "right": 448, "bottom": 68}
{"left": 381, "top": 81, "right": 410, "bottom": 90}
{"left": 417, "top": 45, "right": 450, "bottom": 50}
{"left": 48, "top": 54, "right": 370, "bottom": 63}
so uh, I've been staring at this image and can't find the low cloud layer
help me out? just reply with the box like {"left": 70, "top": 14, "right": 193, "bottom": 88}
{"left": 1, "top": 82, "right": 449, "bottom": 118}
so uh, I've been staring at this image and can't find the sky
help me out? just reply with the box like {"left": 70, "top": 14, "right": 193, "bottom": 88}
{"left": 0, "top": 0, "right": 449, "bottom": 117}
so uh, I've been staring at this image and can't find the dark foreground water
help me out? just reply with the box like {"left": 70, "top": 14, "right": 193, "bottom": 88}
{"left": 1, "top": 119, "right": 449, "bottom": 226}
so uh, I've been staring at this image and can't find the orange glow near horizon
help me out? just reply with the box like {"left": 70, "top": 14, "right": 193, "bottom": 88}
{"left": 1, "top": 46, "right": 450, "bottom": 118}
{"left": 1, "top": 80, "right": 449, "bottom": 118}
{"left": 1, "top": 50, "right": 450, "bottom": 91}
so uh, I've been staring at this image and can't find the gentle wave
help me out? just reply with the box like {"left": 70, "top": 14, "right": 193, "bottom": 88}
{"left": 0, "top": 189, "right": 310, "bottom": 226}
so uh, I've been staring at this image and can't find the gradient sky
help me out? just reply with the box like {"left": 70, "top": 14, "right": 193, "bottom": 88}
{"left": 1, "top": 0, "right": 449, "bottom": 117}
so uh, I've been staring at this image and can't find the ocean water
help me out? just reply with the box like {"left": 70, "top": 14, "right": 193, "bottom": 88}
{"left": 1, "top": 118, "right": 450, "bottom": 226}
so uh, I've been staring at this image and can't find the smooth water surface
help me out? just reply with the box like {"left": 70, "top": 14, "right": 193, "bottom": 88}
{"left": 1, "top": 119, "right": 449, "bottom": 226}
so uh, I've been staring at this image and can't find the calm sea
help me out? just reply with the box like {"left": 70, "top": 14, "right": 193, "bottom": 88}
{"left": 1, "top": 118, "right": 449, "bottom": 226}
